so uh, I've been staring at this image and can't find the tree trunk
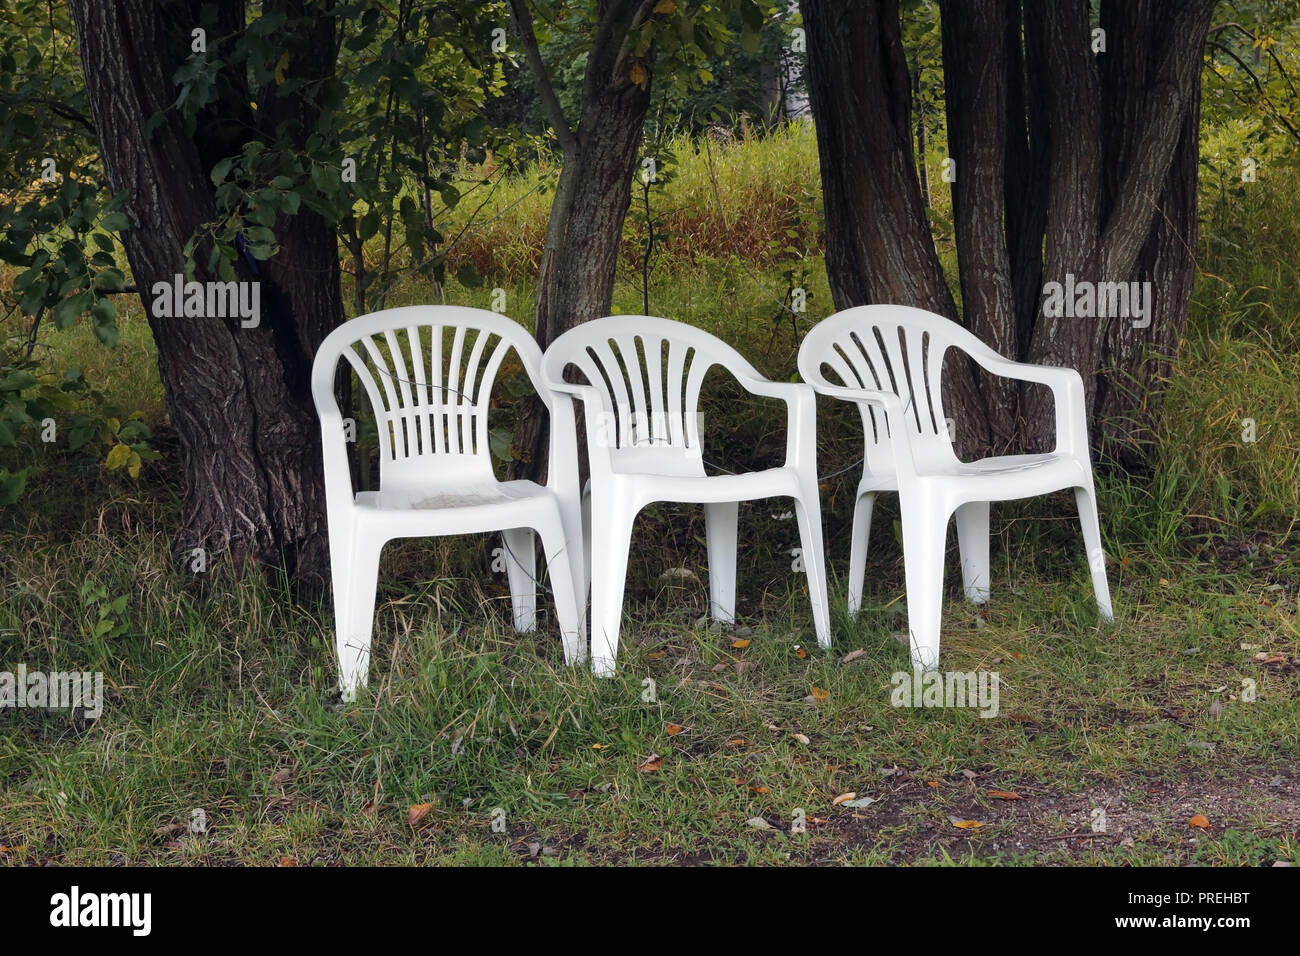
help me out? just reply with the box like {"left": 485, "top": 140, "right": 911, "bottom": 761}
{"left": 512, "top": 0, "right": 655, "bottom": 478}
{"left": 70, "top": 0, "right": 343, "bottom": 592}
{"left": 803, "top": 0, "right": 988, "bottom": 457}
{"left": 807, "top": 0, "right": 1215, "bottom": 466}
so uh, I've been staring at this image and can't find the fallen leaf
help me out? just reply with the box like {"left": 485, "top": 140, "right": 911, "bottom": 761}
{"left": 794, "top": 645, "right": 807, "bottom": 659}
{"left": 792, "top": 733, "right": 811, "bottom": 745}
{"left": 959, "top": 769, "right": 978, "bottom": 780}
{"left": 1189, "top": 814, "right": 1212, "bottom": 829}
{"left": 278, "top": 856, "right": 296, "bottom": 867}
{"left": 809, "top": 686, "right": 829, "bottom": 702}
{"left": 987, "top": 790, "right": 1022, "bottom": 800}
{"left": 841, "top": 796, "right": 877, "bottom": 808}
{"left": 832, "top": 792, "right": 857, "bottom": 806}
{"left": 152, "top": 823, "right": 185, "bottom": 837}
{"left": 270, "top": 767, "right": 294, "bottom": 787}
{"left": 1159, "top": 578, "right": 1169, "bottom": 587}
{"left": 665, "top": 723, "right": 684, "bottom": 736}
{"left": 638, "top": 753, "right": 663, "bottom": 773}
{"left": 647, "top": 650, "right": 667, "bottom": 660}
{"left": 407, "top": 802, "right": 434, "bottom": 826}
{"left": 750, "top": 786, "right": 770, "bottom": 794}
{"left": 730, "top": 638, "right": 750, "bottom": 649}
{"left": 840, "top": 648, "right": 867, "bottom": 664}
{"left": 950, "top": 818, "right": 985, "bottom": 829}
{"left": 726, "top": 737, "right": 746, "bottom": 747}
{"left": 746, "top": 817, "right": 772, "bottom": 829}
{"left": 927, "top": 780, "right": 939, "bottom": 788}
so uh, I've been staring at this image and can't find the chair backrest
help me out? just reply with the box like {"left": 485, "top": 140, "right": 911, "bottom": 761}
{"left": 542, "top": 315, "right": 762, "bottom": 468}
{"left": 312, "top": 306, "right": 546, "bottom": 489}
{"left": 799, "top": 305, "right": 981, "bottom": 471}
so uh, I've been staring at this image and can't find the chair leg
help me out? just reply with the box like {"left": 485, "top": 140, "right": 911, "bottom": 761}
{"left": 900, "top": 495, "right": 948, "bottom": 671}
{"left": 538, "top": 516, "right": 584, "bottom": 666}
{"left": 794, "top": 484, "right": 832, "bottom": 649}
{"left": 588, "top": 498, "right": 636, "bottom": 677}
{"left": 704, "top": 501, "right": 739, "bottom": 624}
{"left": 1075, "top": 485, "right": 1114, "bottom": 622}
{"left": 955, "top": 500, "right": 991, "bottom": 603}
{"left": 847, "top": 491, "right": 877, "bottom": 616}
{"left": 338, "top": 532, "right": 383, "bottom": 701}
{"left": 580, "top": 485, "right": 592, "bottom": 607}
{"left": 502, "top": 527, "right": 537, "bottom": 632}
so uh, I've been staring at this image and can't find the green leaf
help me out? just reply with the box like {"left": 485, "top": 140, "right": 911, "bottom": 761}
{"left": 54, "top": 291, "right": 93, "bottom": 329}
{"left": 91, "top": 298, "right": 119, "bottom": 348}
{"left": 0, "top": 469, "right": 28, "bottom": 505}
{"left": 455, "top": 263, "right": 482, "bottom": 289}
{"left": 211, "top": 157, "right": 235, "bottom": 184}
{"left": 358, "top": 210, "right": 380, "bottom": 241}
{"left": 0, "top": 371, "right": 39, "bottom": 392}
{"left": 488, "top": 427, "right": 514, "bottom": 463}
{"left": 101, "top": 211, "right": 130, "bottom": 232}
{"left": 94, "top": 268, "right": 125, "bottom": 293}
{"left": 68, "top": 423, "right": 96, "bottom": 451}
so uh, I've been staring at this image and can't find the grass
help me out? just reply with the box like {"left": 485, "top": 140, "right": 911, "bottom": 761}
{"left": 2, "top": 125, "right": 1299, "bottom": 866}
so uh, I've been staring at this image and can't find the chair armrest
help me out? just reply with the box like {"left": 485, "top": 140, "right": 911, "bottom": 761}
{"left": 545, "top": 390, "right": 582, "bottom": 493}
{"left": 731, "top": 373, "right": 818, "bottom": 471}
{"left": 541, "top": 380, "right": 613, "bottom": 476}
{"left": 963, "top": 350, "right": 1089, "bottom": 458}
{"left": 805, "top": 383, "right": 919, "bottom": 475}
{"left": 317, "top": 408, "right": 355, "bottom": 496}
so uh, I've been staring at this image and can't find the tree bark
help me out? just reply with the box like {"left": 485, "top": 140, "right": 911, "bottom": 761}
{"left": 511, "top": 0, "right": 655, "bottom": 477}
{"left": 807, "top": 0, "right": 1215, "bottom": 466}
{"left": 70, "top": 0, "right": 342, "bottom": 592}
{"left": 803, "top": 0, "right": 988, "bottom": 456}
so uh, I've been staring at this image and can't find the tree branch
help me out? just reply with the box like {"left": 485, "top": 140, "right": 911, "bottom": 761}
{"left": 508, "top": 0, "right": 577, "bottom": 155}
{"left": 1206, "top": 38, "right": 1300, "bottom": 145}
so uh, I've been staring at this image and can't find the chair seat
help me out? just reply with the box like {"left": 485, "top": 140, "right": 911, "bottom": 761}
{"left": 859, "top": 452, "right": 1089, "bottom": 500}
{"left": 356, "top": 479, "right": 549, "bottom": 511}
{"left": 608, "top": 465, "right": 803, "bottom": 506}
{"left": 351, "top": 479, "right": 562, "bottom": 539}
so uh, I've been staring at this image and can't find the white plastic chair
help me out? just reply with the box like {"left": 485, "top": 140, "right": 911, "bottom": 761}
{"left": 797, "top": 304, "right": 1113, "bottom": 670}
{"left": 542, "top": 315, "right": 831, "bottom": 676}
{"left": 311, "top": 306, "right": 585, "bottom": 700}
